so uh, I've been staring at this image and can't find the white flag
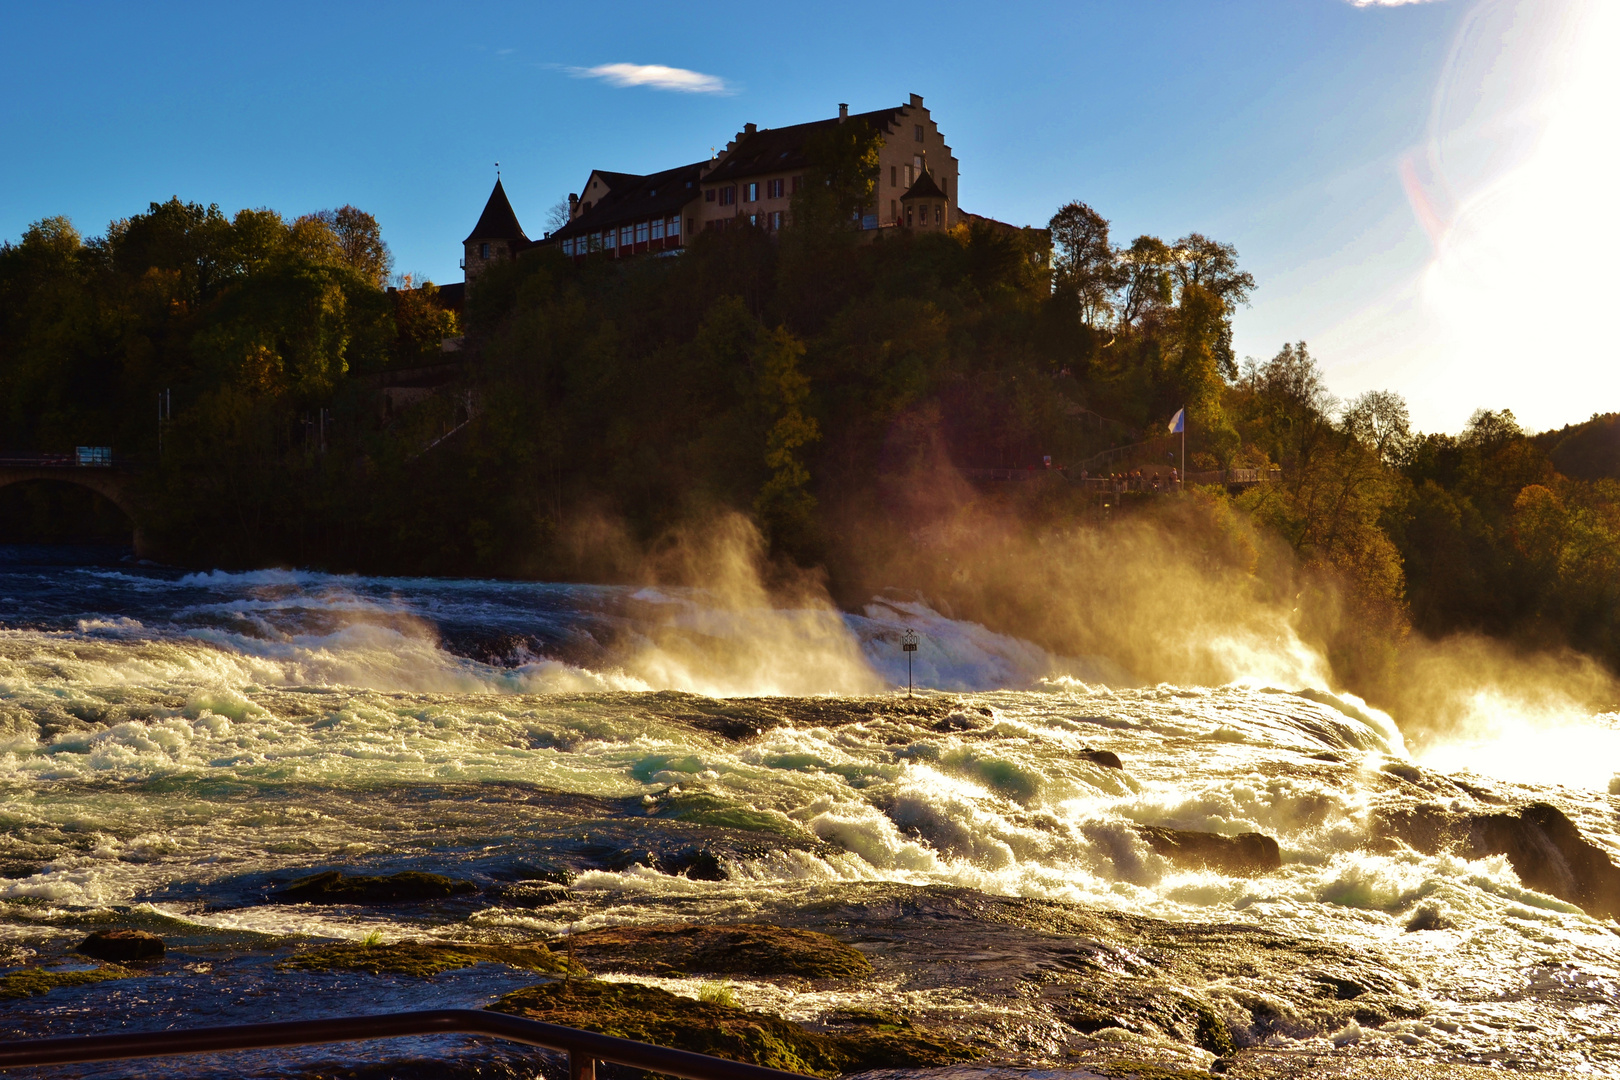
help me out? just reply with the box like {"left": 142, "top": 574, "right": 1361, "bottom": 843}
{"left": 1168, "top": 408, "right": 1185, "bottom": 434}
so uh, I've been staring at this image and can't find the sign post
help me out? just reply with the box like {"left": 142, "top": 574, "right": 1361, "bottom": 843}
{"left": 901, "top": 629, "right": 918, "bottom": 697}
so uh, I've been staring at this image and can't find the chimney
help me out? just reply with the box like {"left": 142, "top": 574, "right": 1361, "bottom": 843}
{"left": 909, "top": 93, "right": 924, "bottom": 108}
{"left": 568, "top": 193, "right": 579, "bottom": 216}
{"left": 838, "top": 103, "right": 848, "bottom": 122}
{"left": 744, "top": 122, "right": 757, "bottom": 136}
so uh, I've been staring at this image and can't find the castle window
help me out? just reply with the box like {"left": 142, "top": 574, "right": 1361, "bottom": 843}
{"left": 890, "top": 165, "right": 897, "bottom": 187}
{"left": 905, "top": 165, "right": 914, "bottom": 186}
{"left": 669, "top": 215, "right": 682, "bottom": 236}
{"left": 745, "top": 182, "right": 759, "bottom": 202}
{"left": 705, "top": 189, "right": 716, "bottom": 202}
{"left": 748, "top": 213, "right": 758, "bottom": 227}
{"left": 621, "top": 225, "right": 634, "bottom": 247}
{"left": 635, "top": 220, "right": 650, "bottom": 243}
{"left": 562, "top": 238, "right": 574, "bottom": 255}
{"left": 770, "top": 211, "right": 784, "bottom": 229}
{"left": 651, "top": 218, "right": 665, "bottom": 240}
{"left": 914, "top": 155, "right": 923, "bottom": 171}
{"left": 719, "top": 186, "right": 736, "bottom": 206}
{"left": 914, "top": 124, "right": 924, "bottom": 142}
{"left": 906, "top": 205, "right": 913, "bottom": 227}
{"left": 767, "top": 179, "right": 784, "bottom": 199}
{"left": 479, "top": 242, "right": 490, "bottom": 258}
{"left": 935, "top": 205, "right": 942, "bottom": 224}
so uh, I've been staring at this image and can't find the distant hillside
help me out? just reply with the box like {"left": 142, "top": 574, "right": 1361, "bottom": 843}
{"left": 1536, "top": 413, "right": 1620, "bottom": 482}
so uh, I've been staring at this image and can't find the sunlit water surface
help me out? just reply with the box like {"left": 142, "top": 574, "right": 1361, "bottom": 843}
{"left": 2, "top": 546, "right": 1618, "bottom": 1077}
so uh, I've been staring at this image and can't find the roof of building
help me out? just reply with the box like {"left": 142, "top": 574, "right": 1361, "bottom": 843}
{"left": 550, "top": 160, "right": 708, "bottom": 241}
{"left": 464, "top": 179, "right": 528, "bottom": 243}
{"left": 957, "top": 209, "right": 1051, "bottom": 237}
{"left": 589, "top": 170, "right": 643, "bottom": 191}
{"left": 434, "top": 281, "right": 465, "bottom": 310}
{"left": 901, "top": 168, "right": 948, "bottom": 202}
{"left": 701, "top": 105, "right": 911, "bottom": 185}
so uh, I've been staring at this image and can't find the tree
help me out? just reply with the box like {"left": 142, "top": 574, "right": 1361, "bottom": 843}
{"left": 791, "top": 119, "right": 884, "bottom": 233}
{"left": 1048, "top": 201, "right": 1120, "bottom": 327}
{"left": 312, "top": 205, "right": 392, "bottom": 287}
{"left": 389, "top": 275, "right": 460, "bottom": 367}
{"left": 1169, "top": 233, "right": 1255, "bottom": 312}
{"left": 1117, "top": 235, "right": 1175, "bottom": 324}
{"left": 545, "top": 200, "right": 572, "bottom": 235}
{"left": 751, "top": 325, "right": 821, "bottom": 550}
{"left": 1462, "top": 408, "right": 1523, "bottom": 453}
{"left": 1344, "top": 389, "right": 1413, "bottom": 466}
{"left": 1237, "top": 341, "right": 1336, "bottom": 471}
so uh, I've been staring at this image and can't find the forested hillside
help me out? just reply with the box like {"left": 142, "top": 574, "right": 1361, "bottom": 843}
{"left": 3, "top": 133, "right": 1618, "bottom": 704}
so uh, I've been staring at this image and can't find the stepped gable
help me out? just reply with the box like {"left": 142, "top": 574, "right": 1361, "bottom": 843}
{"left": 464, "top": 178, "right": 528, "bottom": 243}
{"left": 702, "top": 105, "right": 909, "bottom": 184}
{"left": 551, "top": 160, "right": 707, "bottom": 242}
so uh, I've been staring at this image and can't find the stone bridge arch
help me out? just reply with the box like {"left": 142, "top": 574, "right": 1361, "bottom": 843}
{"left": 0, "top": 466, "right": 152, "bottom": 557}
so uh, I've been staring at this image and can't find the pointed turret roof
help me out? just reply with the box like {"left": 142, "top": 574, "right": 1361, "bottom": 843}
{"left": 464, "top": 178, "right": 528, "bottom": 243}
{"left": 900, "top": 167, "right": 947, "bottom": 202}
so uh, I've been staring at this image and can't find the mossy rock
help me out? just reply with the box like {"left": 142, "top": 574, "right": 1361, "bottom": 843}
{"left": 1097, "top": 1063, "right": 1217, "bottom": 1080}
{"left": 568, "top": 923, "right": 871, "bottom": 979}
{"left": 78, "top": 928, "right": 165, "bottom": 963}
{"left": 0, "top": 964, "right": 131, "bottom": 1000}
{"left": 279, "top": 940, "right": 582, "bottom": 978}
{"left": 277, "top": 870, "right": 479, "bottom": 904}
{"left": 490, "top": 979, "right": 972, "bottom": 1077}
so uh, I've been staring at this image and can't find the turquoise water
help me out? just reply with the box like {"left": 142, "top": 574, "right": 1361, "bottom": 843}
{"left": 2, "top": 547, "right": 1619, "bottom": 1076}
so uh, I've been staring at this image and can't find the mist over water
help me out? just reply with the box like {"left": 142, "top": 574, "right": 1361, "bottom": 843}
{"left": 3, "top": 543, "right": 1620, "bottom": 1074}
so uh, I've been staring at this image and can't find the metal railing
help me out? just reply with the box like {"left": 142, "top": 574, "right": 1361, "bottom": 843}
{"left": 0, "top": 450, "right": 120, "bottom": 469}
{"left": 0, "top": 1008, "right": 818, "bottom": 1080}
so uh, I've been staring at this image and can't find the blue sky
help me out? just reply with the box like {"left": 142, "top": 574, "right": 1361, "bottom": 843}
{"left": 3, "top": 0, "right": 1611, "bottom": 433}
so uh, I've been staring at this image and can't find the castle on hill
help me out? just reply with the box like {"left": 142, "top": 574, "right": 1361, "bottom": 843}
{"left": 461, "top": 94, "right": 1012, "bottom": 286}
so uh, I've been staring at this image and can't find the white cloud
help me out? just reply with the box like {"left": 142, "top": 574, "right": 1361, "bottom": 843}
{"left": 571, "top": 63, "right": 729, "bottom": 95}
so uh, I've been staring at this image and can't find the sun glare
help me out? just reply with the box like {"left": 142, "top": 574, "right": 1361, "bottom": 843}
{"left": 1416, "top": 0, "right": 1620, "bottom": 430}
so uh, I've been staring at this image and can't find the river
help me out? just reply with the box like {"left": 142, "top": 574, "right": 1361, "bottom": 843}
{"left": 2, "top": 545, "right": 1618, "bottom": 1077}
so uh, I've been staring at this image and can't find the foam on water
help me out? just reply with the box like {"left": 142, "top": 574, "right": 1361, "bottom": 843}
{"left": 4, "top": 554, "right": 1620, "bottom": 1071}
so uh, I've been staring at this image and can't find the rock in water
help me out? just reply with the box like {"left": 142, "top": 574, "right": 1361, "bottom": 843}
{"left": 486, "top": 882, "right": 571, "bottom": 908}
{"left": 277, "top": 870, "right": 478, "bottom": 903}
{"left": 1471, "top": 803, "right": 1620, "bottom": 918}
{"left": 1137, "top": 827, "right": 1283, "bottom": 876}
{"left": 568, "top": 922, "right": 872, "bottom": 978}
{"left": 1375, "top": 801, "right": 1620, "bottom": 919}
{"left": 490, "top": 980, "right": 970, "bottom": 1076}
{"left": 280, "top": 940, "right": 578, "bottom": 977}
{"left": 77, "top": 929, "right": 164, "bottom": 963}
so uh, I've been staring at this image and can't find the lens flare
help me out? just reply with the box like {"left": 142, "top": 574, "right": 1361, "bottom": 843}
{"left": 1406, "top": 0, "right": 1620, "bottom": 430}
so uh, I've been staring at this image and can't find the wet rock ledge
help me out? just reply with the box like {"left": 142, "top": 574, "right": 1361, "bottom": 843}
{"left": 490, "top": 980, "right": 970, "bottom": 1077}
{"left": 568, "top": 923, "right": 872, "bottom": 979}
{"left": 280, "top": 940, "right": 578, "bottom": 978}
{"left": 1374, "top": 800, "right": 1620, "bottom": 919}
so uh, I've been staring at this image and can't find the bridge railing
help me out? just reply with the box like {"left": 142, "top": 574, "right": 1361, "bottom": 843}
{"left": 0, "top": 1007, "right": 819, "bottom": 1080}
{"left": 0, "top": 448, "right": 122, "bottom": 468}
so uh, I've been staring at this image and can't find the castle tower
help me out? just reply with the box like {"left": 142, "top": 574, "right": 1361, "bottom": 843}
{"left": 899, "top": 166, "right": 949, "bottom": 231}
{"left": 463, "top": 178, "right": 529, "bottom": 287}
